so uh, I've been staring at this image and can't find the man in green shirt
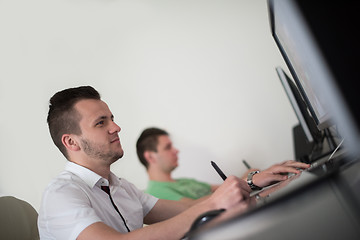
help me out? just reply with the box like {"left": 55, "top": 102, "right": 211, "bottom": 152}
{"left": 147, "top": 178, "right": 212, "bottom": 201}
{"left": 136, "top": 127, "right": 310, "bottom": 206}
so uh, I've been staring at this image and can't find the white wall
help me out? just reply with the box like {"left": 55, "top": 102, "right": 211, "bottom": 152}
{"left": 0, "top": 0, "right": 297, "bottom": 211}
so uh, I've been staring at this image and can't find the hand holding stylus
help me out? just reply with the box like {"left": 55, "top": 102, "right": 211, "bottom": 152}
{"left": 211, "top": 161, "right": 227, "bottom": 181}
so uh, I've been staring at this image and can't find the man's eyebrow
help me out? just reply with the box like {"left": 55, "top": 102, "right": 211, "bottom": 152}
{"left": 93, "top": 114, "right": 113, "bottom": 123}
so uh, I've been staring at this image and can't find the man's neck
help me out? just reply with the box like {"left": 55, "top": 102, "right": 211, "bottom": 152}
{"left": 94, "top": 165, "right": 111, "bottom": 180}
{"left": 148, "top": 168, "right": 175, "bottom": 182}
{"left": 70, "top": 158, "right": 111, "bottom": 180}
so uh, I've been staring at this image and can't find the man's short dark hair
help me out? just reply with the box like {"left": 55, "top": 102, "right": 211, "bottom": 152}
{"left": 136, "top": 127, "right": 169, "bottom": 169}
{"left": 47, "top": 86, "right": 101, "bottom": 159}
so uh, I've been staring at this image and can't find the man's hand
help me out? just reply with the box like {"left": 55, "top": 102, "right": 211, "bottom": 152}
{"left": 252, "top": 160, "right": 310, "bottom": 188}
{"left": 208, "top": 175, "right": 252, "bottom": 210}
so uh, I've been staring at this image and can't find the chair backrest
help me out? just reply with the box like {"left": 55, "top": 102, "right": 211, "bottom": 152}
{"left": 0, "top": 196, "right": 39, "bottom": 240}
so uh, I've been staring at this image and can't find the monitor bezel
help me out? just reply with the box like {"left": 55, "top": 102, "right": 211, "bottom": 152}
{"left": 276, "top": 66, "right": 320, "bottom": 143}
{"left": 268, "top": 0, "right": 333, "bottom": 131}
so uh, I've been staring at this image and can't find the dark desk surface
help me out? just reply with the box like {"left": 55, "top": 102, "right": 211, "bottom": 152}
{"left": 188, "top": 153, "right": 360, "bottom": 240}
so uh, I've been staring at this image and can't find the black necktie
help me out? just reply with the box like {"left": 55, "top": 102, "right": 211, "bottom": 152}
{"left": 101, "top": 185, "right": 131, "bottom": 232}
{"left": 101, "top": 185, "right": 111, "bottom": 195}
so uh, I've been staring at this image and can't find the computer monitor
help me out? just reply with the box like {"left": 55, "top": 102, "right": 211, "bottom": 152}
{"left": 268, "top": 0, "right": 333, "bottom": 131}
{"left": 276, "top": 67, "right": 321, "bottom": 144}
{"left": 276, "top": 67, "right": 336, "bottom": 162}
{"left": 268, "top": 0, "right": 360, "bottom": 158}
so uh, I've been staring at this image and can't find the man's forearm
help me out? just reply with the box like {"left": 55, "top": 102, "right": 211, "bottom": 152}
{"left": 78, "top": 200, "right": 216, "bottom": 240}
{"left": 178, "top": 195, "right": 211, "bottom": 207}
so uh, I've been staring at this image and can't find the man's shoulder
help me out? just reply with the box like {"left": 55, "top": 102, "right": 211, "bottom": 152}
{"left": 175, "top": 178, "right": 201, "bottom": 183}
{"left": 147, "top": 178, "right": 202, "bottom": 186}
{"left": 44, "top": 170, "right": 87, "bottom": 194}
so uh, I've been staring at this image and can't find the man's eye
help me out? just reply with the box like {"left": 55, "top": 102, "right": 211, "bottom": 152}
{"left": 96, "top": 121, "right": 104, "bottom": 126}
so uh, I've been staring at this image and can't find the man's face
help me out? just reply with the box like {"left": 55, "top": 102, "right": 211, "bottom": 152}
{"left": 154, "top": 135, "right": 179, "bottom": 173}
{"left": 74, "top": 99, "right": 123, "bottom": 164}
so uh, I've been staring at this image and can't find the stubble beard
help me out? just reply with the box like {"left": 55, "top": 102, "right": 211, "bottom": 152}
{"left": 81, "top": 138, "right": 123, "bottom": 164}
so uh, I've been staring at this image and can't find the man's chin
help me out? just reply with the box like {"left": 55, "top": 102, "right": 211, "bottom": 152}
{"left": 110, "top": 151, "right": 124, "bottom": 163}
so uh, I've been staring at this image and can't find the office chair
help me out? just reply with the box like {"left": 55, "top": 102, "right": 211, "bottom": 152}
{"left": 0, "top": 196, "right": 40, "bottom": 240}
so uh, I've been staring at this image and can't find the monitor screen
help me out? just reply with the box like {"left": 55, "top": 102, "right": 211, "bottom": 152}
{"left": 268, "top": 0, "right": 360, "bottom": 158}
{"left": 268, "top": 0, "right": 333, "bottom": 131}
{"left": 276, "top": 67, "right": 322, "bottom": 144}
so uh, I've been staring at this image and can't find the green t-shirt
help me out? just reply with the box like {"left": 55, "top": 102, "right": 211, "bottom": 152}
{"left": 145, "top": 178, "right": 212, "bottom": 201}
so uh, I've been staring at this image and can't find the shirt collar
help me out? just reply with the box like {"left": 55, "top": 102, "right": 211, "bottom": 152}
{"left": 64, "top": 161, "right": 120, "bottom": 188}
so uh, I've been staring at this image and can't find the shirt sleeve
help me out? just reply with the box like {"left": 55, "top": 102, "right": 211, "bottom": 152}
{"left": 119, "top": 179, "right": 158, "bottom": 217}
{"left": 38, "top": 181, "right": 101, "bottom": 240}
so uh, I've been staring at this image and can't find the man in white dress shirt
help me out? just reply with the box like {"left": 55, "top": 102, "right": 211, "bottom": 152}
{"left": 38, "top": 86, "right": 252, "bottom": 240}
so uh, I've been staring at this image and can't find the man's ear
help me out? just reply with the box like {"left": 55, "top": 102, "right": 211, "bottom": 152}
{"left": 144, "top": 150, "right": 157, "bottom": 165}
{"left": 61, "top": 134, "right": 81, "bottom": 152}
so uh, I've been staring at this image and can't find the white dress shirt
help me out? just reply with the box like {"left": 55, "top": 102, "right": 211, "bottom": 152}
{"left": 38, "top": 162, "right": 158, "bottom": 240}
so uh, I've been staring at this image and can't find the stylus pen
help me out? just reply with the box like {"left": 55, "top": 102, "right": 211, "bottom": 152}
{"left": 211, "top": 161, "right": 227, "bottom": 181}
{"left": 242, "top": 159, "right": 251, "bottom": 169}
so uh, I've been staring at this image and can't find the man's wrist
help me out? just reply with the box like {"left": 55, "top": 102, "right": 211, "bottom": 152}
{"left": 247, "top": 171, "right": 262, "bottom": 191}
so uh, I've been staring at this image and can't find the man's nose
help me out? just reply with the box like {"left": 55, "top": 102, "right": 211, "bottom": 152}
{"left": 174, "top": 148, "right": 179, "bottom": 154}
{"left": 109, "top": 121, "right": 121, "bottom": 134}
